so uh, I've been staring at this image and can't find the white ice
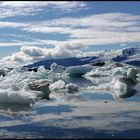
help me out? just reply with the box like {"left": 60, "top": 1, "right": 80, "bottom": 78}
{"left": 49, "top": 80, "right": 78, "bottom": 93}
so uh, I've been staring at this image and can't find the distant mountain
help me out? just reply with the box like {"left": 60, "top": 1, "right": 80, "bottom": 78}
{"left": 25, "top": 56, "right": 98, "bottom": 69}
{"left": 24, "top": 46, "right": 140, "bottom": 69}
{"left": 112, "top": 46, "right": 140, "bottom": 66}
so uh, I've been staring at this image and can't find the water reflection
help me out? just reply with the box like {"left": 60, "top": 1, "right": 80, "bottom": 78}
{"left": 4, "top": 101, "right": 138, "bottom": 139}
{"left": 41, "top": 74, "right": 140, "bottom": 101}
{"left": 0, "top": 103, "right": 32, "bottom": 117}
{"left": 84, "top": 76, "right": 111, "bottom": 86}
{"left": 81, "top": 88, "right": 138, "bottom": 101}
{"left": 33, "top": 104, "right": 73, "bottom": 115}
{"left": 48, "top": 74, "right": 93, "bottom": 87}
{"left": 105, "top": 89, "right": 137, "bottom": 100}
{"left": 66, "top": 76, "right": 93, "bottom": 87}
{"left": 117, "top": 89, "right": 137, "bottom": 99}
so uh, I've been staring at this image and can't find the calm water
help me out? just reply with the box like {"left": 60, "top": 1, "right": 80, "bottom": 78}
{"left": 0, "top": 77, "right": 140, "bottom": 139}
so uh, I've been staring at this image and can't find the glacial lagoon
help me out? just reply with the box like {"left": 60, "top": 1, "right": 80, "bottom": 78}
{"left": 0, "top": 74, "right": 139, "bottom": 139}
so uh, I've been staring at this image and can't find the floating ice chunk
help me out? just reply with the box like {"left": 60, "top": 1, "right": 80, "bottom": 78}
{"left": 66, "top": 64, "right": 93, "bottom": 77}
{"left": 127, "top": 67, "right": 140, "bottom": 80}
{"left": 0, "top": 67, "right": 12, "bottom": 77}
{"left": 85, "top": 76, "right": 112, "bottom": 86}
{"left": 49, "top": 80, "right": 66, "bottom": 91}
{"left": 84, "top": 61, "right": 123, "bottom": 77}
{"left": 136, "top": 73, "right": 140, "bottom": 81}
{"left": 49, "top": 80, "right": 78, "bottom": 93}
{"left": 29, "top": 66, "right": 49, "bottom": 80}
{"left": 0, "top": 66, "right": 51, "bottom": 104}
{"left": 137, "top": 73, "right": 140, "bottom": 77}
{"left": 28, "top": 80, "right": 51, "bottom": 100}
{"left": 85, "top": 67, "right": 111, "bottom": 77}
{"left": 37, "top": 66, "right": 47, "bottom": 73}
{"left": 104, "top": 60, "right": 123, "bottom": 68}
{"left": 87, "top": 76, "right": 137, "bottom": 98}
{"left": 0, "top": 85, "right": 37, "bottom": 104}
{"left": 85, "top": 61, "right": 134, "bottom": 77}
{"left": 111, "top": 76, "right": 137, "bottom": 93}
{"left": 111, "top": 67, "right": 128, "bottom": 76}
{"left": 111, "top": 76, "right": 128, "bottom": 91}
{"left": 66, "top": 84, "right": 79, "bottom": 93}
{"left": 50, "top": 63, "right": 65, "bottom": 73}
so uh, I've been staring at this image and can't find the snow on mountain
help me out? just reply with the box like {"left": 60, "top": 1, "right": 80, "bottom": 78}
{"left": 112, "top": 46, "right": 140, "bottom": 66}
{"left": 25, "top": 56, "right": 98, "bottom": 69}
{"left": 24, "top": 46, "right": 140, "bottom": 69}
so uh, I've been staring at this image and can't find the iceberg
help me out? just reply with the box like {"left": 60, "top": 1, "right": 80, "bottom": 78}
{"left": 136, "top": 73, "right": 140, "bottom": 82}
{"left": 84, "top": 60, "right": 139, "bottom": 78}
{"left": 0, "top": 67, "right": 13, "bottom": 77}
{"left": 84, "top": 77, "right": 111, "bottom": 86}
{"left": 0, "top": 85, "right": 37, "bottom": 104}
{"left": 49, "top": 63, "right": 65, "bottom": 73}
{"left": 49, "top": 80, "right": 78, "bottom": 93}
{"left": 47, "top": 63, "right": 94, "bottom": 78}
{"left": 0, "top": 66, "right": 52, "bottom": 104}
{"left": 84, "top": 61, "right": 124, "bottom": 77}
{"left": 65, "top": 64, "right": 94, "bottom": 77}
{"left": 127, "top": 67, "right": 140, "bottom": 80}
{"left": 86, "top": 76, "right": 137, "bottom": 98}
{"left": 28, "top": 79, "right": 51, "bottom": 100}
{"left": 111, "top": 67, "right": 128, "bottom": 76}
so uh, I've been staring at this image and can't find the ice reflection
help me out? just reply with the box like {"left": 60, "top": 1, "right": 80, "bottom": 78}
{"left": 81, "top": 88, "right": 138, "bottom": 101}
{"left": 0, "top": 103, "right": 32, "bottom": 117}
{"left": 4, "top": 100, "right": 138, "bottom": 139}
{"left": 84, "top": 76, "right": 112, "bottom": 86}
{"left": 83, "top": 76, "right": 139, "bottom": 100}
{"left": 0, "top": 76, "right": 139, "bottom": 139}
{"left": 0, "top": 98, "right": 139, "bottom": 138}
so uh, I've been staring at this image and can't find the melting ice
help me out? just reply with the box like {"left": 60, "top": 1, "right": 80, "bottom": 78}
{"left": 0, "top": 60, "right": 139, "bottom": 105}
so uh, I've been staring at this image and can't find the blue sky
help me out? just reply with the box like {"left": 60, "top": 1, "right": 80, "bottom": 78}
{"left": 0, "top": 1, "right": 140, "bottom": 65}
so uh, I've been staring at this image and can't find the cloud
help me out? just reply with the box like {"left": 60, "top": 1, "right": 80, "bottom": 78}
{"left": 21, "top": 13, "right": 140, "bottom": 45}
{"left": 0, "top": 42, "right": 23, "bottom": 47}
{"left": 0, "top": 21, "right": 27, "bottom": 28}
{"left": 0, "top": 13, "right": 140, "bottom": 47}
{"left": 0, "top": 12, "right": 140, "bottom": 66}
{"left": 0, "top": 1, "right": 86, "bottom": 18}
{"left": 0, "top": 44, "right": 83, "bottom": 67}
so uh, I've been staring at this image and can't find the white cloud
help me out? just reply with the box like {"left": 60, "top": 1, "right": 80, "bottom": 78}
{"left": 22, "top": 13, "right": 140, "bottom": 45}
{"left": 0, "top": 1, "right": 86, "bottom": 18}
{"left": 0, "top": 12, "right": 140, "bottom": 66}
{"left": 0, "top": 21, "right": 28, "bottom": 28}
{"left": 42, "top": 13, "right": 140, "bottom": 28}
{"left": 0, "top": 13, "right": 140, "bottom": 47}
{"left": 0, "top": 42, "right": 23, "bottom": 47}
{"left": 0, "top": 44, "right": 83, "bottom": 67}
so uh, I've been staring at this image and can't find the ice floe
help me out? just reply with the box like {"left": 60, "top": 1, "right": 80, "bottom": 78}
{"left": 49, "top": 80, "right": 78, "bottom": 93}
{"left": 49, "top": 63, "right": 65, "bottom": 73}
{"left": 0, "top": 58, "right": 139, "bottom": 105}
{"left": 65, "top": 64, "right": 94, "bottom": 77}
